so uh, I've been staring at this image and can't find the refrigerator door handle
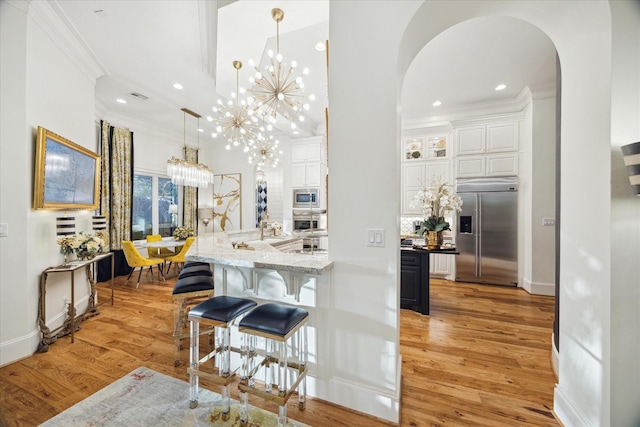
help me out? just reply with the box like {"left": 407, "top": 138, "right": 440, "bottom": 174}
{"left": 477, "top": 196, "right": 481, "bottom": 277}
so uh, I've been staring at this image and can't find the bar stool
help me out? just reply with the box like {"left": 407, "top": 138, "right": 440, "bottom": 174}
{"left": 172, "top": 264, "right": 215, "bottom": 366}
{"left": 237, "top": 303, "right": 309, "bottom": 427}
{"left": 188, "top": 296, "right": 257, "bottom": 420}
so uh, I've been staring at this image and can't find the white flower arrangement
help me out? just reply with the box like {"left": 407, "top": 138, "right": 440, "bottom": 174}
{"left": 57, "top": 231, "right": 105, "bottom": 260}
{"left": 173, "top": 226, "right": 195, "bottom": 240}
{"left": 410, "top": 177, "right": 463, "bottom": 233}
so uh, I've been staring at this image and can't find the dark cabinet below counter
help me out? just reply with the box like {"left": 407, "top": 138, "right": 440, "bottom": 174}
{"left": 401, "top": 249, "right": 430, "bottom": 315}
{"left": 401, "top": 247, "right": 459, "bottom": 315}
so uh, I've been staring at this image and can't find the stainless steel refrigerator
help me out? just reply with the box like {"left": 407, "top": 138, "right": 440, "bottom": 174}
{"left": 455, "top": 176, "right": 518, "bottom": 286}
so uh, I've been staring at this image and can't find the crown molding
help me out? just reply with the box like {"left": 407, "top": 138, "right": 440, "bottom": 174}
{"left": 28, "top": 1, "right": 105, "bottom": 82}
{"left": 95, "top": 99, "right": 185, "bottom": 148}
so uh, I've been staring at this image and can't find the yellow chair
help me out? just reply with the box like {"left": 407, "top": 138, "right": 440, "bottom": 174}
{"left": 121, "top": 240, "right": 165, "bottom": 288}
{"left": 145, "top": 234, "right": 175, "bottom": 259}
{"left": 164, "top": 236, "right": 196, "bottom": 276}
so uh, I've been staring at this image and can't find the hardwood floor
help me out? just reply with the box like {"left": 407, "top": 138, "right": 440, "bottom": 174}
{"left": 0, "top": 275, "right": 558, "bottom": 426}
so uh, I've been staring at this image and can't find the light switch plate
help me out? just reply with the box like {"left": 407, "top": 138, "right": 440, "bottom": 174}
{"left": 542, "top": 218, "right": 555, "bottom": 226}
{"left": 367, "top": 229, "right": 384, "bottom": 247}
{"left": 0, "top": 223, "right": 7, "bottom": 237}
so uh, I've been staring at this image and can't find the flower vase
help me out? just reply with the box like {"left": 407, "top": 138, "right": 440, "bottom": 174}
{"left": 426, "top": 231, "right": 440, "bottom": 250}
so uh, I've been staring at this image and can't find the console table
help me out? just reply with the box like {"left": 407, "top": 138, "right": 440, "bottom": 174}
{"left": 37, "top": 252, "right": 114, "bottom": 352}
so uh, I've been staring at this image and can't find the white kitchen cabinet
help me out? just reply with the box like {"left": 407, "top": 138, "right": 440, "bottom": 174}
{"left": 454, "top": 121, "right": 519, "bottom": 155}
{"left": 291, "top": 142, "right": 321, "bottom": 163}
{"left": 486, "top": 153, "right": 518, "bottom": 175}
{"left": 402, "top": 161, "right": 450, "bottom": 214}
{"left": 430, "top": 253, "right": 452, "bottom": 277}
{"left": 455, "top": 125, "right": 485, "bottom": 155}
{"left": 292, "top": 162, "right": 321, "bottom": 187}
{"left": 291, "top": 137, "right": 325, "bottom": 188}
{"left": 456, "top": 153, "right": 518, "bottom": 177}
{"left": 455, "top": 155, "right": 485, "bottom": 177}
{"left": 486, "top": 122, "right": 519, "bottom": 152}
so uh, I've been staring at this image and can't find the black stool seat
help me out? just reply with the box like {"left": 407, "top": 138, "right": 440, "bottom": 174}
{"left": 239, "top": 303, "right": 308, "bottom": 337}
{"left": 178, "top": 262, "right": 213, "bottom": 279}
{"left": 172, "top": 275, "right": 214, "bottom": 296}
{"left": 190, "top": 296, "right": 257, "bottom": 323}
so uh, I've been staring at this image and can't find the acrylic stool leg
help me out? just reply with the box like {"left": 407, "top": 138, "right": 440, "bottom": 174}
{"left": 189, "top": 320, "right": 200, "bottom": 409}
{"left": 298, "top": 324, "right": 307, "bottom": 410}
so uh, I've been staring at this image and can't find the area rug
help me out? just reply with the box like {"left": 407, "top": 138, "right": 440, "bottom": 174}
{"left": 39, "top": 366, "right": 309, "bottom": 427}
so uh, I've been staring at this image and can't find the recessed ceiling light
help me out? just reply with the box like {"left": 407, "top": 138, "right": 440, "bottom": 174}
{"left": 432, "top": 100, "right": 442, "bottom": 107}
{"left": 315, "top": 42, "right": 326, "bottom": 52}
{"left": 495, "top": 84, "right": 506, "bottom": 91}
{"left": 206, "top": 116, "right": 213, "bottom": 122}
{"left": 173, "top": 83, "right": 183, "bottom": 90}
{"left": 116, "top": 98, "right": 126, "bottom": 104}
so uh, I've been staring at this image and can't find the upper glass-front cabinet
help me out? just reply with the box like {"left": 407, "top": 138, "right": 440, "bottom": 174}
{"left": 403, "top": 136, "right": 448, "bottom": 161}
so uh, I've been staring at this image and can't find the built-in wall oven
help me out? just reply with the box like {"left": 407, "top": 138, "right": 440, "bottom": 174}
{"left": 292, "top": 208, "right": 328, "bottom": 252}
{"left": 293, "top": 188, "right": 320, "bottom": 209}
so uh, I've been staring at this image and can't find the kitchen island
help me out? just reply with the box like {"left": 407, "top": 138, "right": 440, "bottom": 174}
{"left": 401, "top": 244, "right": 459, "bottom": 315}
{"left": 185, "top": 231, "right": 333, "bottom": 404}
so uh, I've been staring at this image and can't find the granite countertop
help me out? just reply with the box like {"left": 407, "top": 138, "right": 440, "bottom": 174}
{"left": 186, "top": 232, "right": 333, "bottom": 275}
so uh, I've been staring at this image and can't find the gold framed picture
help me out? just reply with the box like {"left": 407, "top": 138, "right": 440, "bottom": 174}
{"left": 33, "top": 126, "right": 100, "bottom": 210}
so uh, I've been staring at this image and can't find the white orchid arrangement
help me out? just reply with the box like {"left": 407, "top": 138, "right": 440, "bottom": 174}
{"left": 410, "top": 177, "right": 463, "bottom": 233}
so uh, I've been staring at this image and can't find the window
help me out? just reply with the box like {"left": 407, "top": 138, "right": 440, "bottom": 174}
{"left": 132, "top": 173, "right": 179, "bottom": 240}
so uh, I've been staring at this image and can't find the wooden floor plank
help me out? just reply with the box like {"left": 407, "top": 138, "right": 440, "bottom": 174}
{"left": 0, "top": 276, "right": 558, "bottom": 427}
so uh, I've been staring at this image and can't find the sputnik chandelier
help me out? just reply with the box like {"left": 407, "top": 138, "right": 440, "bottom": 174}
{"left": 212, "top": 61, "right": 260, "bottom": 151}
{"left": 167, "top": 108, "right": 214, "bottom": 188}
{"left": 247, "top": 8, "right": 314, "bottom": 129}
{"left": 248, "top": 116, "right": 282, "bottom": 169}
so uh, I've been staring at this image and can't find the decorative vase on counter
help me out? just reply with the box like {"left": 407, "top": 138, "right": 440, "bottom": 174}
{"left": 426, "top": 231, "right": 440, "bottom": 250}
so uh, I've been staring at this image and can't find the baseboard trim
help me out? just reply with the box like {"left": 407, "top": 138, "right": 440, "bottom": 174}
{"left": 522, "top": 278, "right": 555, "bottom": 296}
{"left": 554, "top": 384, "right": 593, "bottom": 427}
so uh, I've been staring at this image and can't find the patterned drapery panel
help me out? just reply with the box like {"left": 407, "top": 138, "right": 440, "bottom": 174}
{"left": 183, "top": 146, "right": 198, "bottom": 230}
{"left": 100, "top": 121, "right": 133, "bottom": 250}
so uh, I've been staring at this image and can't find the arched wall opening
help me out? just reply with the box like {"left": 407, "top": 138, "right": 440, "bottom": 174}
{"left": 395, "top": 2, "right": 612, "bottom": 426}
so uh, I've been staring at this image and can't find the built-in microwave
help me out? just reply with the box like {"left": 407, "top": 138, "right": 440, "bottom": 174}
{"left": 293, "top": 188, "right": 319, "bottom": 209}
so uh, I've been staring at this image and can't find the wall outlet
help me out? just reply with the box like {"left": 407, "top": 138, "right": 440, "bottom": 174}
{"left": 542, "top": 218, "right": 555, "bottom": 226}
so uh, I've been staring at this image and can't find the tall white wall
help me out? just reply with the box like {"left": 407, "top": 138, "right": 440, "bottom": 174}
{"left": 609, "top": 2, "right": 640, "bottom": 426}
{"left": 328, "top": 2, "right": 422, "bottom": 422}
{"left": 0, "top": 1, "right": 101, "bottom": 364}
{"left": 529, "top": 95, "right": 557, "bottom": 294}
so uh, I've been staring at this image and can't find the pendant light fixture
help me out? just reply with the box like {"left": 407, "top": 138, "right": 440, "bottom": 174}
{"left": 167, "top": 108, "right": 214, "bottom": 188}
{"left": 212, "top": 61, "right": 260, "bottom": 151}
{"left": 248, "top": 8, "right": 315, "bottom": 129}
{"left": 248, "top": 113, "right": 282, "bottom": 169}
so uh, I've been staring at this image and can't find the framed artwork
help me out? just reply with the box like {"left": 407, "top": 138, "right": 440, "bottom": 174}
{"left": 213, "top": 173, "right": 242, "bottom": 231}
{"left": 33, "top": 126, "right": 100, "bottom": 210}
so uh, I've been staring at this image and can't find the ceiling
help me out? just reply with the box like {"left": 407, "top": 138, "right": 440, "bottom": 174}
{"left": 53, "top": 1, "right": 556, "bottom": 145}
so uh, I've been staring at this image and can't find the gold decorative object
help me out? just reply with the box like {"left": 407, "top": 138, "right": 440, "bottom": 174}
{"left": 212, "top": 61, "right": 261, "bottom": 151}
{"left": 248, "top": 8, "right": 314, "bottom": 128}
